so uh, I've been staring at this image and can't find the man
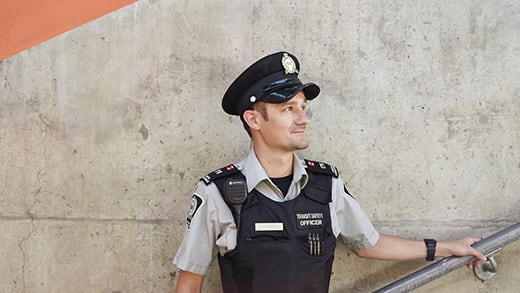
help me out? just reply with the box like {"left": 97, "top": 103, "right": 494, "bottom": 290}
{"left": 173, "top": 51, "right": 486, "bottom": 293}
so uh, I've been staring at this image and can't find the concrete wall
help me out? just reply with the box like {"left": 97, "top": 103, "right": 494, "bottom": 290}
{"left": 1, "top": 0, "right": 519, "bottom": 292}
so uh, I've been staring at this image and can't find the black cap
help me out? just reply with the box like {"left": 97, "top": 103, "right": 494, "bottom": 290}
{"left": 222, "top": 51, "right": 320, "bottom": 116}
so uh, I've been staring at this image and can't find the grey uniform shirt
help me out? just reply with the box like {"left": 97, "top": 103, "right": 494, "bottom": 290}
{"left": 173, "top": 148, "right": 380, "bottom": 275}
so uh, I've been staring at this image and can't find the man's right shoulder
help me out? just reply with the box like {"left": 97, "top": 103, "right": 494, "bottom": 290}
{"left": 200, "top": 164, "right": 241, "bottom": 185}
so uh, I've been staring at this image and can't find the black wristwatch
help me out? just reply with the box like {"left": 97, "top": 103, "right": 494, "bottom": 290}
{"left": 424, "top": 239, "right": 437, "bottom": 261}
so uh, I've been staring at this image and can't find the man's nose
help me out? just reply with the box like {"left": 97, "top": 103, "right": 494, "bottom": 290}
{"left": 296, "top": 108, "right": 310, "bottom": 125}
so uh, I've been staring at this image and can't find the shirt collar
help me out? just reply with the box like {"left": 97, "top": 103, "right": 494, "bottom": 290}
{"left": 237, "top": 148, "right": 309, "bottom": 192}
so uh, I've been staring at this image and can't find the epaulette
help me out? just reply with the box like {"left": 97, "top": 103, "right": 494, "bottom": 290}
{"left": 201, "top": 164, "right": 240, "bottom": 185}
{"left": 303, "top": 159, "right": 339, "bottom": 178}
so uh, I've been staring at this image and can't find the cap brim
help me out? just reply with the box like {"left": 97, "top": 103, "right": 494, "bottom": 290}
{"left": 262, "top": 83, "right": 320, "bottom": 104}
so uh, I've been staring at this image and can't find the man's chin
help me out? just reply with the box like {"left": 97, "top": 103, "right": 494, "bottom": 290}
{"left": 291, "top": 141, "right": 309, "bottom": 150}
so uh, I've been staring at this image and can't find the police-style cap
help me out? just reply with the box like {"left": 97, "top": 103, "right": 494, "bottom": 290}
{"left": 222, "top": 51, "right": 320, "bottom": 116}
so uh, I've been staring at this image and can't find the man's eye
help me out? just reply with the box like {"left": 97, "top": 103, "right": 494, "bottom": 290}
{"left": 284, "top": 106, "right": 293, "bottom": 112}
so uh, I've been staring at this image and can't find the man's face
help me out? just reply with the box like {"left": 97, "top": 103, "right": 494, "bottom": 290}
{"left": 256, "top": 91, "right": 311, "bottom": 152}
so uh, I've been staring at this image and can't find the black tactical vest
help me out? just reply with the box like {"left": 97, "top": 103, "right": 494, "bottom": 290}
{"left": 204, "top": 160, "right": 338, "bottom": 293}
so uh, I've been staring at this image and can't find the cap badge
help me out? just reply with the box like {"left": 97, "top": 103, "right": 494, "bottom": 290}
{"left": 282, "top": 53, "right": 298, "bottom": 74}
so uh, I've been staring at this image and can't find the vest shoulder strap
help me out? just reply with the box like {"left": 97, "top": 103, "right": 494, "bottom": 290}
{"left": 201, "top": 164, "right": 241, "bottom": 185}
{"left": 202, "top": 165, "right": 246, "bottom": 230}
{"left": 303, "top": 159, "right": 339, "bottom": 178}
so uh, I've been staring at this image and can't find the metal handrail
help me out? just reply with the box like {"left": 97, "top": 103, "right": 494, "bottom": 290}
{"left": 373, "top": 221, "right": 520, "bottom": 293}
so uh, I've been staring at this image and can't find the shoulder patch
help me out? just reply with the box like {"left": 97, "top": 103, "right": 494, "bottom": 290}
{"left": 304, "top": 159, "right": 339, "bottom": 178}
{"left": 186, "top": 193, "right": 204, "bottom": 230}
{"left": 201, "top": 164, "right": 240, "bottom": 185}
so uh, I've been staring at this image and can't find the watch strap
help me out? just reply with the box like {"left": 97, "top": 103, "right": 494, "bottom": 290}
{"left": 424, "top": 239, "right": 437, "bottom": 261}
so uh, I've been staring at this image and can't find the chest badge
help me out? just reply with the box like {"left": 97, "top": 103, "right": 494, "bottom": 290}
{"left": 296, "top": 212, "right": 324, "bottom": 229}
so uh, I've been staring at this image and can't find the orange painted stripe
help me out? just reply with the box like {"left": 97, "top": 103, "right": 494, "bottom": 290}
{"left": 0, "top": 0, "right": 138, "bottom": 60}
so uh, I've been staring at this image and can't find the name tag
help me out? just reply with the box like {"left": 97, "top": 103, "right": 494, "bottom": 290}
{"left": 255, "top": 222, "right": 284, "bottom": 231}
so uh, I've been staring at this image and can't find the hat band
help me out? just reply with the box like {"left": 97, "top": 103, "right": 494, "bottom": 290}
{"left": 262, "top": 79, "right": 302, "bottom": 98}
{"left": 243, "top": 71, "right": 301, "bottom": 101}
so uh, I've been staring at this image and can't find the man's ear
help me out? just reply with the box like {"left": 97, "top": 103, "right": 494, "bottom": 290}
{"left": 242, "top": 109, "right": 261, "bottom": 130}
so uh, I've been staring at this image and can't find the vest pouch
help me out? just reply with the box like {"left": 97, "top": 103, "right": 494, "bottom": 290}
{"left": 232, "top": 235, "right": 331, "bottom": 293}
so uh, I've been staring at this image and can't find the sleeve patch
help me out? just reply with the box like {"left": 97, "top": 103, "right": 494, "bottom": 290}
{"left": 344, "top": 185, "right": 356, "bottom": 199}
{"left": 186, "top": 193, "right": 204, "bottom": 230}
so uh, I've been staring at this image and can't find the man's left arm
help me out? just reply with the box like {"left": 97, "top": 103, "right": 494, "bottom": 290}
{"left": 353, "top": 233, "right": 487, "bottom": 263}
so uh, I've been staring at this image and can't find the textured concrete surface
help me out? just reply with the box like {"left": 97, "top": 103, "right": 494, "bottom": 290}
{"left": 1, "top": 0, "right": 519, "bottom": 292}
